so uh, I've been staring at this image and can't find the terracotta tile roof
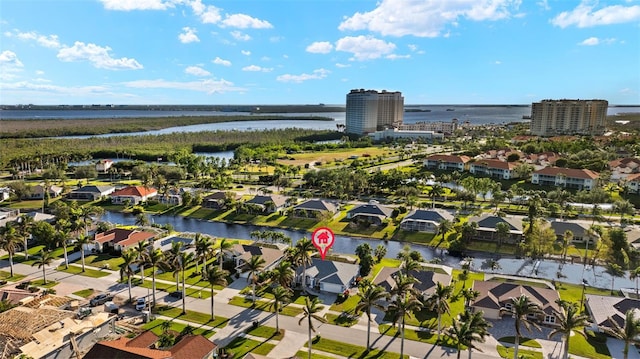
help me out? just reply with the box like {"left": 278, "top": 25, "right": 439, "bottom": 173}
{"left": 533, "top": 167, "right": 599, "bottom": 180}
{"left": 609, "top": 157, "right": 640, "bottom": 168}
{"left": 94, "top": 228, "right": 155, "bottom": 247}
{"left": 472, "top": 159, "right": 519, "bottom": 170}
{"left": 127, "top": 331, "right": 160, "bottom": 348}
{"left": 88, "top": 339, "right": 170, "bottom": 359}
{"left": 626, "top": 173, "right": 640, "bottom": 182}
{"left": 426, "top": 154, "right": 471, "bottom": 163}
{"left": 111, "top": 186, "right": 157, "bottom": 197}
{"left": 170, "top": 335, "right": 216, "bottom": 359}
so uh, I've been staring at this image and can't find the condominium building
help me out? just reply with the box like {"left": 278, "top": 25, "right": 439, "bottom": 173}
{"left": 530, "top": 99, "right": 608, "bottom": 136}
{"left": 345, "top": 89, "right": 404, "bottom": 135}
{"left": 399, "top": 119, "right": 459, "bottom": 134}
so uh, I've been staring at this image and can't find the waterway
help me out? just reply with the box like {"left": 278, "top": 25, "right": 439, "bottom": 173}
{"left": 102, "top": 211, "right": 636, "bottom": 291}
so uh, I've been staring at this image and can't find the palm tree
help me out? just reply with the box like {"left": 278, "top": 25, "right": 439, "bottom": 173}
{"left": 548, "top": 302, "right": 590, "bottom": 359}
{"left": 75, "top": 234, "right": 92, "bottom": 272}
{"left": 78, "top": 205, "right": 103, "bottom": 236}
{"left": 298, "top": 297, "right": 326, "bottom": 359}
{"left": 270, "top": 260, "right": 294, "bottom": 289}
{"left": 244, "top": 255, "right": 265, "bottom": 303}
{"left": 143, "top": 248, "right": 167, "bottom": 305}
{"left": 294, "top": 238, "right": 314, "bottom": 290}
{"left": 202, "top": 264, "right": 229, "bottom": 321}
{"left": 54, "top": 227, "right": 71, "bottom": 270}
{"left": 601, "top": 309, "right": 640, "bottom": 359}
{"left": 437, "top": 219, "right": 453, "bottom": 248}
{"left": 217, "top": 238, "right": 234, "bottom": 270}
{"left": 495, "top": 222, "right": 510, "bottom": 248}
{"left": 447, "top": 309, "right": 492, "bottom": 359}
{"left": 500, "top": 295, "right": 543, "bottom": 359}
{"left": 166, "top": 241, "right": 185, "bottom": 291}
{"left": 389, "top": 292, "right": 422, "bottom": 359}
{"left": 16, "top": 214, "right": 34, "bottom": 260}
{"left": 31, "top": 249, "right": 54, "bottom": 284}
{"left": 0, "top": 224, "right": 21, "bottom": 277}
{"left": 134, "top": 240, "right": 151, "bottom": 287}
{"left": 270, "top": 285, "right": 292, "bottom": 332}
{"left": 629, "top": 266, "right": 640, "bottom": 298}
{"left": 194, "top": 234, "right": 214, "bottom": 274}
{"left": 606, "top": 262, "right": 625, "bottom": 295}
{"left": 561, "top": 230, "right": 573, "bottom": 264}
{"left": 425, "top": 282, "right": 454, "bottom": 341}
{"left": 178, "top": 251, "right": 195, "bottom": 314}
{"left": 356, "top": 283, "right": 388, "bottom": 349}
{"left": 120, "top": 249, "right": 137, "bottom": 303}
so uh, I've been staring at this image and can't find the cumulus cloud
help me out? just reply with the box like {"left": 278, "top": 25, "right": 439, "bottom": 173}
{"left": 57, "top": 41, "right": 143, "bottom": 70}
{"left": 230, "top": 31, "right": 251, "bottom": 41}
{"left": 0, "top": 50, "right": 24, "bottom": 80}
{"left": 339, "top": 0, "right": 520, "bottom": 37}
{"left": 213, "top": 57, "right": 231, "bottom": 66}
{"left": 551, "top": 1, "right": 640, "bottom": 28}
{"left": 335, "top": 63, "right": 351, "bottom": 68}
{"left": 100, "top": 0, "right": 173, "bottom": 10}
{"left": 242, "top": 65, "right": 273, "bottom": 72}
{"left": 306, "top": 41, "right": 333, "bottom": 54}
{"left": 277, "top": 68, "right": 330, "bottom": 83}
{"left": 580, "top": 37, "right": 600, "bottom": 46}
{"left": 124, "top": 78, "right": 242, "bottom": 94}
{"left": 189, "top": 0, "right": 222, "bottom": 24}
{"left": 241, "top": 50, "right": 251, "bottom": 56}
{"left": 185, "top": 66, "right": 211, "bottom": 76}
{"left": 221, "top": 13, "right": 273, "bottom": 29}
{"left": 7, "top": 30, "right": 61, "bottom": 48}
{"left": 335, "top": 35, "right": 396, "bottom": 61}
{"left": 179, "top": 27, "right": 200, "bottom": 43}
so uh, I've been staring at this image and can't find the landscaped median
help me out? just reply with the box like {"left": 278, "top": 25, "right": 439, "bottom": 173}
{"left": 56, "top": 264, "right": 111, "bottom": 278}
{"left": 228, "top": 295, "right": 303, "bottom": 317}
{"left": 304, "top": 336, "right": 409, "bottom": 359}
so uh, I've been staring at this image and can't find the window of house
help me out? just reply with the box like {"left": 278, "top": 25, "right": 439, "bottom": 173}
{"left": 545, "top": 315, "right": 556, "bottom": 323}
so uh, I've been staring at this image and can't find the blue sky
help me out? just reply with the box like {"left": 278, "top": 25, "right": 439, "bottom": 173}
{"left": 1, "top": 0, "right": 639, "bottom": 105}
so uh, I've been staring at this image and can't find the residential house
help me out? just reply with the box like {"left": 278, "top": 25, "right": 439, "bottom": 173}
{"left": 90, "top": 228, "right": 156, "bottom": 253}
{"left": 623, "top": 173, "right": 640, "bottom": 194}
{"left": 609, "top": 158, "right": 640, "bottom": 181}
{"left": 478, "top": 149, "right": 522, "bottom": 162}
{"left": 585, "top": 294, "right": 640, "bottom": 333}
{"left": 229, "top": 244, "right": 285, "bottom": 279}
{"left": 624, "top": 227, "right": 640, "bottom": 250}
{"left": 373, "top": 266, "right": 452, "bottom": 300}
{"left": 469, "top": 159, "right": 520, "bottom": 180}
{"left": 244, "top": 195, "right": 287, "bottom": 214}
{"left": 531, "top": 167, "right": 599, "bottom": 190}
{"left": 467, "top": 214, "right": 524, "bottom": 243}
{"left": 95, "top": 159, "right": 114, "bottom": 174}
{"left": 24, "top": 211, "right": 56, "bottom": 223}
{"left": 0, "top": 187, "right": 10, "bottom": 202}
{"left": 25, "top": 184, "right": 63, "bottom": 200}
{"left": 523, "top": 152, "right": 559, "bottom": 168}
{"left": 471, "top": 281, "right": 561, "bottom": 325}
{"left": 84, "top": 331, "right": 216, "bottom": 359}
{"left": 0, "top": 207, "right": 20, "bottom": 224}
{"left": 400, "top": 209, "right": 455, "bottom": 233}
{"left": 292, "top": 199, "right": 337, "bottom": 219}
{"left": 202, "top": 191, "right": 240, "bottom": 210}
{"left": 297, "top": 258, "right": 359, "bottom": 294}
{"left": 346, "top": 202, "right": 393, "bottom": 226}
{"left": 549, "top": 219, "right": 599, "bottom": 244}
{"left": 66, "top": 185, "right": 116, "bottom": 201}
{"left": 110, "top": 185, "right": 158, "bottom": 205}
{"left": 424, "top": 154, "right": 471, "bottom": 171}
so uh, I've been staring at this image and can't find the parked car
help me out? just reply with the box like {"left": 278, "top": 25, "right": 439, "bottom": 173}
{"left": 135, "top": 297, "right": 148, "bottom": 311}
{"left": 169, "top": 291, "right": 183, "bottom": 299}
{"left": 89, "top": 293, "right": 113, "bottom": 307}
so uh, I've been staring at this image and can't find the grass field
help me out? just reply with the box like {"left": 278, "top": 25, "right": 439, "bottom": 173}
{"left": 277, "top": 147, "right": 391, "bottom": 167}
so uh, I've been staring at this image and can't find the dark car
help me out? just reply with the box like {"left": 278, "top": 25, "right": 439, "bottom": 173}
{"left": 169, "top": 291, "right": 183, "bottom": 299}
{"left": 89, "top": 293, "right": 113, "bottom": 307}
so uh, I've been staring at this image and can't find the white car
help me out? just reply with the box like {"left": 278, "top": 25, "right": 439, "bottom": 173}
{"left": 135, "top": 297, "right": 147, "bottom": 311}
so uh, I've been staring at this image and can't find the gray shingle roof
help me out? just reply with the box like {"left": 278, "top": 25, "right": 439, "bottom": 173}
{"left": 348, "top": 203, "right": 393, "bottom": 218}
{"left": 293, "top": 200, "right": 337, "bottom": 213}
{"left": 403, "top": 209, "right": 454, "bottom": 222}
{"left": 302, "top": 258, "right": 359, "bottom": 287}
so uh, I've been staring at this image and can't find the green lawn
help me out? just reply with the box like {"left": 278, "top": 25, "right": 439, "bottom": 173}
{"left": 80, "top": 254, "right": 125, "bottom": 271}
{"left": 154, "top": 306, "right": 229, "bottom": 328}
{"left": 556, "top": 282, "right": 619, "bottom": 310}
{"left": 56, "top": 265, "right": 112, "bottom": 278}
{"left": 497, "top": 337, "right": 542, "bottom": 348}
{"left": 72, "top": 288, "right": 95, "bottom": 298}
{"left": 378, "top": 324, "right": 459, "bottom": 348}
{"left": 223, "top": 337, "right": 276, "bottom": 358}
{"left": 568, "top": 330, "right": 611, "bottom": 359}
{"left": 228, "top": 296, "right": 304, "bottom": 317}
{"left": 295, "top": 350, "right": 338, "bottom": 359}
{"left": 496, "top": 345, "right": 543, "bottom": 359}
{"left": 324, "top": 312, "right": 359, "bottom": 327}
{"left": 245, "top": 325, "right": 284, "bottom": 340}
{"left": 142, "top": 319, "right": 215, "bottom": 338}
{"left": 329, "top": 294, "right": 361, "bottom": 313}
{"left": 369, "top": 258, "right": 401, "bottom": 280}
{"left": 138, "top": 279, "right": 213, "bottom": 299}
{"left": 0, "top": 271, "right": 26, "bottom": 282}
{"left": 306, "top": 336, "right": 408, "bottom": 359}
{"left": 30, "top": 279, "right": 58, "bottom": 288}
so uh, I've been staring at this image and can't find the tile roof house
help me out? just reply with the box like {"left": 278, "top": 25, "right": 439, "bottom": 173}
{"left": 467, "top": 214, "right": 525, "bottom": 243}
{"left": 424, "top": 154, "right": 471, "bottom": 171}
{"left": 67, "top": 185, "right": 116, "bottom": 201}
{"left": 347, "top": 202, "right": 394, "bottom": 226}
{"left": 609, "top": 157, "right": 640, "bottom": 174}
{"left": 523, "top": 152, "right": 559, "bottom": 167}
{"left": 229, "top": 244, "right": 285, "bottom": 279}
{"left": 202, "top": 191, "right": 240, "bottom": 209}
{"left": 585, "top": 294, "right": 640, "bottom": 332}
{"left": 469, "top": 159, "right": 521, "bottom": 180}
{"left": 400, "top": 209, "right": 455, "bottom": 233}
{"left": 471, "top": 281, "right": 561, "bottom": 325}
{"left": 623, "top": 173, "right": 640, "bottom": 194}
{"left": 110, "top": 186, "right": 158, "bottom": 205}
{"left": 298, "top": 258, "right": 359, "bottom": 294}
{"left": 373, "top": 267, "right": 452, "bottom": 300}
{"left": 90, "top": 228, "right": 156, "bottom": 253}
{"left": 531, "top": 167, "right": 599, "bottom": 190}
{"left": 244, "top": 195, "right": 288, "bottom": 214}
{"left": 292, "top": 199, "right": 337, "bottom": 218}
{"left": 84, "top": 332, "right": 216, "bottom": 359}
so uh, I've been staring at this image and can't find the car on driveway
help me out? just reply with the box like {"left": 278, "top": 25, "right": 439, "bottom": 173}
{"left": 169, "top": 291, "right": 183, "bottom": 299}
{"left": 89, "top": 293, "right": 113, "bottom": 307}
{"left": 135, "top": 297, "right": 149, "bottom": 311}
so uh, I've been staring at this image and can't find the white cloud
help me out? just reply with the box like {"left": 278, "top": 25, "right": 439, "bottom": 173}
{"left": 277, "top": 68, "right": 330, "bottom": 83}
{"left": 386, "top": 54, "right": 410, "bottom": 60}
{"left": 185, "top": 65, "right": 211, "bottom": 76}
{"left": 242, "top": 65, "right": 273, "bottom": 72}
{"left": 0, "top": 50, "right": 24, "bottom": 80}
{"left": 494, "top": 60, "right": 502, "bottom": 65}
{"left": 220, "top": 13, "right": 273, "bottom": 29}
{"left": 230, "top": 31, "right": 251, "bottom": 41}
{"left": 57, "top": 41, "right": 143, "bottom": 70}
{"left": 8, "top": 30, "right": 61, "bottom": 48}
{"left": 339, "top": 0, "right": 520, "bottom": 37}
{"left": 241, "top": 50, "right": 251, "bottom": 56}
{"left": 190, "top": 0, "right": 222, "bottom": 24}
{"left": 36, "top": 70, "right": 45, "bottom": 75}
{"left": 551, "top": 1, "right": 640, "bottom": 28}
{"left": 0, "top": 81, "right": 113, "bottom": 97}
{"left": 213, "top": 57, "right": 232, "bottom": 66}
{"left": 179, "top": 27, "right": 200, "bottom": 43}
{"left": 537, "top": 0, "right": 550, "bottom": 11}
{"left": 580, "top": 37, "right": 600, "bottom": 46}
{"left": 124, "top": 78, "right": 242, "bottom": 94}
{"left": 306, "top": 41, "right": 334, "bottom": 54}
{"left": 335, "top": 63, "right": 351, "bottom": 68}
{"left": 100, "top": 0, "right": 173, "bottom": 10}
{"left": 335, "top": 35, "right": 396, "bottom": 61}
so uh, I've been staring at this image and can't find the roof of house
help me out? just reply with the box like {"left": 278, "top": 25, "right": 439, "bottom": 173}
{"left": 303, "top": 258, "right": 359, "bottom": 287}
{"left": 111, "top": 186, "right": 158, "bottom": 197}
{"left": 533, "top": 167, "right": 599, "bottom": 180}
{"left": 549, "top": 220, "right": 592, "bottom": 236}
{"left": 348, "top": 203, "right": 393, "bottom": 218}
{"left": 467, "top": 214, "right": 524, "bottom": 233}
{"left": 32, "top": 184, "right": 63, "bottom": 193}
{"left": 94, "top": 228, "right": 155, "bottom": 247}
{"left": 86, "top": 331, "right": 216, "bottom": 359}
{"left": 169, "top": 335, "right": 216, "bottom": 359}
{"left": 472, "top": 281, "right": 561, "bottom": 315}
{"left": 425, "top": 154, "right": 471, "bottom": 163}
{"left": 609, "top": 157, "right": 640, "bottom": 169}
{"left": 586, "top": 294, "right": 640, "bottom": 329}
{"left": 232, "top": 244, "right": 285, "bottom": 270}
{"left": 402, "top": 209, "right": 454, "bottom": 223}
{"left": 471, "top": 159, "right": 519, "bottom": 170}
{"left": 626, "top": 173, "right": 640, "bottom": 182}
{"left": 245, "top": 195, "right": 287, "bottom": 207}
{"left": 373, "top": 267, "right": 451, "bottom": 296}
{"left": 293, "top": 199, "right": 337, "bottom": 213}
{"left": 203, "top": 191, "right": 239, "bottom": 200}
{"left": 72, "top": 185, "right": 115, "bottom": 194}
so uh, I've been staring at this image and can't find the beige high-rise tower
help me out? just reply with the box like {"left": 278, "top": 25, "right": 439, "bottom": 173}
{"left": 530, "top": 99, "right": 608, "bottom": 137}
{"left": 345, "top": 89, "right": 404, "bottom": 135}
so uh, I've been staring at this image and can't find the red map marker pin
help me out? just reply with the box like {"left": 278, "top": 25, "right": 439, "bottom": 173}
{"left": 311, "top": 227, "right": 335, "bottom": 260}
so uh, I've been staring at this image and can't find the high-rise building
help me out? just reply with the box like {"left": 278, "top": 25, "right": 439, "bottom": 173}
{"left": 530, "top": 99, "right": 608, "bottom": 137}
{"left": 345, "top": 89, "right": 404, "bottom": 135}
